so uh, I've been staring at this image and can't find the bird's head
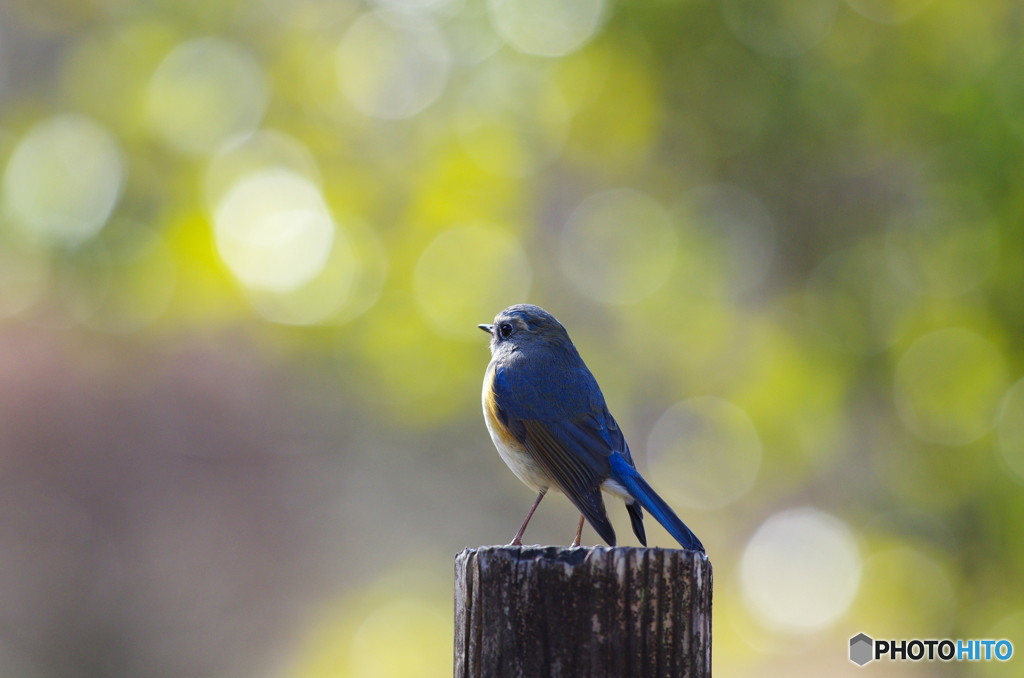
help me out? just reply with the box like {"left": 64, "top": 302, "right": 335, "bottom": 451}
{"left": 478, "top": 304, "right": 570, "bottom": 354}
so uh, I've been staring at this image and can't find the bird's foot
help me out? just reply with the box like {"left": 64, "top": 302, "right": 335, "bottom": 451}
{"left": 570, "top": 514, "right": 585, "bottom": 547}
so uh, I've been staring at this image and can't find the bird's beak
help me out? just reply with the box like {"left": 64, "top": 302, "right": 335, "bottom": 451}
{"left": 478, "top": 324, "right": 494, "bottom": 334}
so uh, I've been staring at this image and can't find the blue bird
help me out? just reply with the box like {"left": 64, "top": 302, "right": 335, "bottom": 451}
{"left": 479, "top": 304, "right": 704, "bottom": 551}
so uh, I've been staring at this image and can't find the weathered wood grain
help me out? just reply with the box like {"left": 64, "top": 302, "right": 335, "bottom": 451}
{"left": 454, "top": 546, "right": 712, "bottom": 678}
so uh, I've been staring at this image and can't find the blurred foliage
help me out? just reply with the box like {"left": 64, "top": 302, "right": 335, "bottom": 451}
{"left": 1, "top": 0, "right": 1023, "bottom": 676}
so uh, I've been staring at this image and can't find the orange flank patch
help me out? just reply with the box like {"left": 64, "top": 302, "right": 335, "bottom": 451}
{"left": 484, "top": 372, "right": 518, "bottom": 446}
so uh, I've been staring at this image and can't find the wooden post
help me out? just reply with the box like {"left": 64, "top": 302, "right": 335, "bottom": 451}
{"left": 454, "top": 546, "right": 712, "bottom": 678}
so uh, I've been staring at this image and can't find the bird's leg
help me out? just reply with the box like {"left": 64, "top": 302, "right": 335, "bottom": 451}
{"left": 509, "top": 489, "right": 546, "bottom": 546}
{"left": 570, "top": 514, "right": 585, "bottom": 547}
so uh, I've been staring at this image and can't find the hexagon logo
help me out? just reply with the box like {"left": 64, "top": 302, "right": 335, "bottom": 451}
{"left": 850, "top": 633, "right": 874, "bottom": 666}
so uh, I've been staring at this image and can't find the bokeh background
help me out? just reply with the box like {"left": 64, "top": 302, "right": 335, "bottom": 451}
{"left": 0, "top": 0, "right": 1022, "bottom": 676}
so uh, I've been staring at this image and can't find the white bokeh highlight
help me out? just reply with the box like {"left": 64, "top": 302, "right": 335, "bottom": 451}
{"left": 488, "top": 0, "right": 606, "bottom": 57}
{"left": 3, "top": 114, "right": 124, "bottom": 246}
{"left": 213, "top": 167, "right": 336, "bottom": 293}
{"left": 336, "top": 12, "right": 451, "bottom": 119}
{"left": 245, "top": 218, "right": 386, "bottom": 327}
{"left": 740, "top": 508, "right": 861, "bottom": 633}
{"left": 147, "top": 38, "right": 268, "bottom": 155}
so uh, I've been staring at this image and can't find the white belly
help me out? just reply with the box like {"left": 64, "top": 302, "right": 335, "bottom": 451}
{"left": 488, "top": 422, "right": 552, "bottom": 492}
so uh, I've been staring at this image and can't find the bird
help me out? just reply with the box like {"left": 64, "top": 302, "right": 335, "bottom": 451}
{"left": 479, "top": 304, "right": 704, "bottom": 552}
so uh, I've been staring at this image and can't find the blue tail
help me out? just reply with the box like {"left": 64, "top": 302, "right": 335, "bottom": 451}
{"left": 609, "top": 452, "right": 705, "bottom": 552}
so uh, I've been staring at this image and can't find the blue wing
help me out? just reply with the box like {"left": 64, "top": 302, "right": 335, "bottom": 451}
{"left": 489, "top": 356, "right": 643, "bottom": 546}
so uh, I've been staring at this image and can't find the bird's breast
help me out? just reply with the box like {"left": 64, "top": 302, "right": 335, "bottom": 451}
{"left": 482, "top": 362, "right": 550, "bottom": 492}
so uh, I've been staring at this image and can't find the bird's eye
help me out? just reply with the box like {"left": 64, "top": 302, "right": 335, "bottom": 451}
{"left": 498, "top": 322, "right": 514, "bottom": 339}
